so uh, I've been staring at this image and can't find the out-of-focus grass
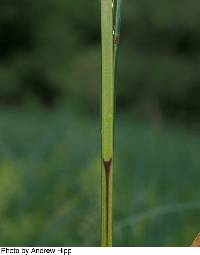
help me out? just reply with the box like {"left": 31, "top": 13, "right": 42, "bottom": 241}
{"left": 0, "top": 106, "right": 200, "bottom": 246}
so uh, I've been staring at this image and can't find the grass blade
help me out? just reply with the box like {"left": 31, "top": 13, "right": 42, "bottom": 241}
{"left": 113, "top": 0, "right": 122, "bottom": 70}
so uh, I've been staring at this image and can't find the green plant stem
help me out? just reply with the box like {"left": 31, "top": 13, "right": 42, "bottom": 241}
{"left": 101, "top": 0, "right": 122, "bottom": 247}
{"left": 101, "top": 0, "right": 114, "bottom": 247}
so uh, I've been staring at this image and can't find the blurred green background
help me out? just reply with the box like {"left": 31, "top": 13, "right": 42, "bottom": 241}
{"left": 0, "top": 0, "right": 200, "bottom": 246}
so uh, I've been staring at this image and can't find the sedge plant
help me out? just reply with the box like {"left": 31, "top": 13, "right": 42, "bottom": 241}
{"left": 101, "top": 0, "right": 122, "bottom": 247}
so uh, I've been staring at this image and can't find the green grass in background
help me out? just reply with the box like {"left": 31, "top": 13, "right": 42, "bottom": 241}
{"left": 0, "top": 106, "right": 200, "bottom": 246}
{"left": 1, "top": 0, "right": 200, "bottom": 124}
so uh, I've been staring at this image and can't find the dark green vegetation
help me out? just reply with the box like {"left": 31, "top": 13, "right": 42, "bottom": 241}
{"left": 0, "top": 106, "right": 200, "bottom": 246}
{"left": 1, "top": 0, "right": 200, "bottom": 247}
{"left": 1, "top": 0, "right": 200, "bottom": 124}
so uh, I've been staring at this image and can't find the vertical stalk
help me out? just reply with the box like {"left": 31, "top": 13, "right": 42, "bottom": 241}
{"left": 101, "top": 0, "right": 114, "bottom": 247}
{"left": 101, "top": 0, "right": 122, "bottom": 247}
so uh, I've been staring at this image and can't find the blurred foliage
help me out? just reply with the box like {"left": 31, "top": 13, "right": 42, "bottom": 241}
{"left": 1, "top": 0, "right": 200, "bottom": 247}
{"left": 0, "top": 107, "right": 200, "bottom": 246}
{"left": 0, "top": 0, "right": 200, "bottom": 123}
